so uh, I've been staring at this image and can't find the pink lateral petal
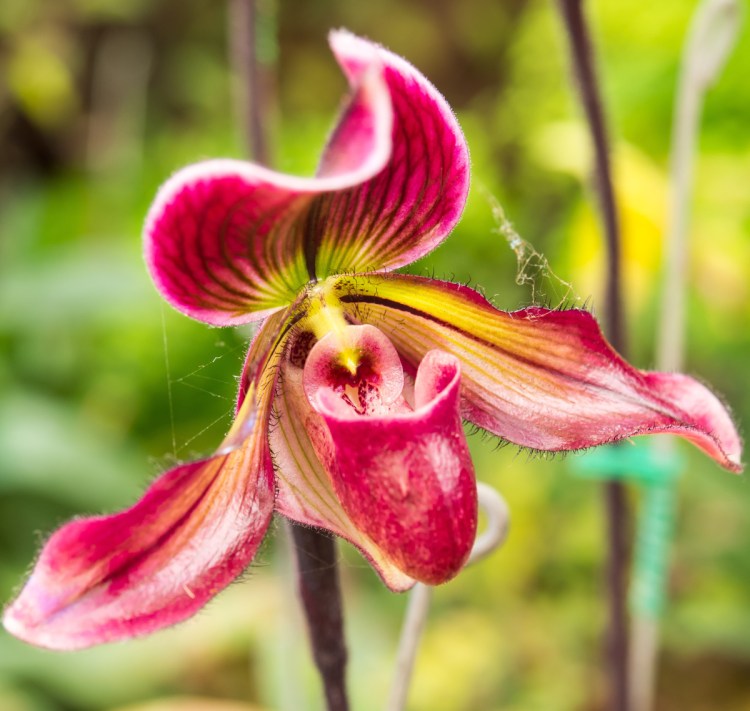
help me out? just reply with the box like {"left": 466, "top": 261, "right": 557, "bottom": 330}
{"left": 312, "top": 348, "right": 478, "bottom": 585}
{"left": 3, "top": 415, "right": 274, "bottom": 650}
{"left": 339, "top": 274, "right": 743, "bottom": 472}
{"left": 3, "top": 312, "right": 289, "bottom": 650}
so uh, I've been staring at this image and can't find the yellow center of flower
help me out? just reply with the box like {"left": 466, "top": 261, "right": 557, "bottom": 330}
{"left": 304, "top": 281, "right": 360, "bottom": 374}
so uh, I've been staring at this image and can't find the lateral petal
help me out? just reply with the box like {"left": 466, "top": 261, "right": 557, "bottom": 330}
{"left": 340, "top": 274, "right": 743, "bottom": 472}
{"left": 3, "top": 313, "right": 288, "bottom": 650}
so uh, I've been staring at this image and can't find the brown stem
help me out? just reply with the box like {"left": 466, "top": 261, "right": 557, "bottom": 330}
{"left": 228, "top": 0, "right": 272, "bottom": 163}
{"left": 227, "top": 4, "right": 349, "bottom": 708}
{"left": 603, "top": 481, "right": 630, "bottom": 711}
{"left": 556, "top": 0, "right": 625, "bottom": 352}
{"left": 557, "top": 2, "right": 629, "bottom": 710}
{"left": 290, "top": 525, "right": 350, "bottom": 711}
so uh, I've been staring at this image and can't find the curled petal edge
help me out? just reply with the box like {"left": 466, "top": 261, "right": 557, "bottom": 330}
{"left": 144, "top": 33, "right": 392, "bottom": 326}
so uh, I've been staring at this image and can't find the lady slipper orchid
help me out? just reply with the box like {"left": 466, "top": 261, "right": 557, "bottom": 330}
{"left": 3, "top": 31, "right": 742, "bottom": 651}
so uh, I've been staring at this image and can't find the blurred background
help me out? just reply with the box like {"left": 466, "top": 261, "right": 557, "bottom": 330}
{"left": 0, "top": 0, "right": 749, "bottom": 709}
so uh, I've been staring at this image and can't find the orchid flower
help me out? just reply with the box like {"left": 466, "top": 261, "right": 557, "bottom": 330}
{"left": 3, "top": 31, "right": 742, "bottom": 652}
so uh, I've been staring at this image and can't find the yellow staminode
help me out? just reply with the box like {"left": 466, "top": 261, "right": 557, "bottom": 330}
{"left": 339, "top": 348, "right": 360, "bottom": 376}
{"left": 305, "top": 282, "right": 361, "bottom": 374}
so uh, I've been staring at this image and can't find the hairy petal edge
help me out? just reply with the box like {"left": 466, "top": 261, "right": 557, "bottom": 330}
{"left": 3, "top": 311, "right": 289, "bottom": 649}
{"left": 340, "top": 274, "right": 742, "bottom": 472}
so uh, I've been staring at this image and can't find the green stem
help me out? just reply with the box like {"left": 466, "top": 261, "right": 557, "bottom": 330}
{"left": 630, "top": 3, "right": 740, "bottom": 710}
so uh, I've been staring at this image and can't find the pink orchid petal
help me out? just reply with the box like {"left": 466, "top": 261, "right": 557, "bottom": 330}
{"left": 303, "top": 327, "right": 477, "bottom": 585}
{"left": 313, "top": 31, "right": 470, "bottom": 277}
{"left": 3, "top": 416, "right": 274, "bottom": 650}
{"left": 144, "top": 32, "right": 468, "bottom": 326}
{"left": 3, "top": 313, "right": 288, "bottom": 650}
{"left": 144, "top": 34, "right": 391, "bottom": 326}
{"left": 339, "top": 274, "right": 743, "bottom": 472}
{"left": 270, "top": 356, "right": 415, "bottom": 592}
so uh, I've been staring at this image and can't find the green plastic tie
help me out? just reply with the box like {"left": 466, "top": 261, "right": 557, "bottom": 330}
{"left": 570, "top": 438, "right": 684, "bottom": 486}
{"left": 570, "top": 439, "right": 686, "bottom": 618}
{"left": 630, "top": 482, "right": 677, "bottom": 618}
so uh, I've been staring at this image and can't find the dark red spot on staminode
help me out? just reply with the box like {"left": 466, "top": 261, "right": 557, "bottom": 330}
{"left": 323, "top": 356, "right": 385, "bottom": 414}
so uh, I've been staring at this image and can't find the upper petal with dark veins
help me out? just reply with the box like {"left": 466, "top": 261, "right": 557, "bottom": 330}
{"left": 312, "top": 32, "right": 469, "bottom": 278}
{"left": 144, "top": 32, "right": 469, "bottom": 327}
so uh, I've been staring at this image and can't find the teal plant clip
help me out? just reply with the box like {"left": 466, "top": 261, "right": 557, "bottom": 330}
{"left": 571, "top": 439, "right": 686, "bottom": 618}
{"left": 571, "top": 438, "right": 683, "bottom": 486}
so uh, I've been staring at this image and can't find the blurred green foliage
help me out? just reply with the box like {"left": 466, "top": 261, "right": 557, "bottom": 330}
{"left": 1, "top": 0, "right": 749, "bottom": 709}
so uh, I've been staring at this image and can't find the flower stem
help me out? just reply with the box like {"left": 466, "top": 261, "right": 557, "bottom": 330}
{"left": 290, "top": 525, "right": 350, "bottom": 711}
{"left": 556, "top": 0, "right": 625, "bottom": 353}
{"left": 602, "top": 482, "right": 630, "bottom": 711}
{"left": 228, "top": 0, "right": 274, "bottom": 163}
{"left": 556, "top": 2, "right": 629, "bottom": 709}
{"left": 386, "top": 583, "right": 433, "bottom": 711}
{"left": 228, "top": 5, "right": 349, "bottom": 709}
